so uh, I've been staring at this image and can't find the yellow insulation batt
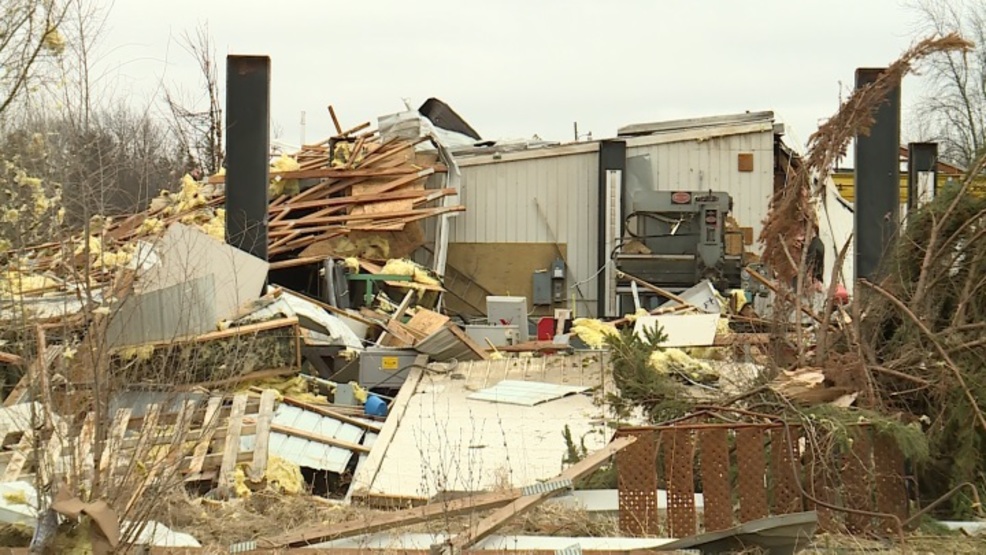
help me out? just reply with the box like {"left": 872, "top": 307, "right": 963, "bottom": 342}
{"left": 571, "top": 318, "right": 618, "bottom": 349}
{"left": 380, "top": 258, "right": 440, "bottom": 288}
{"left": 649, "top": 348, "right": 719, "bottom": 383}
{"left": 237, "top": 375, "right": 328, "bottom": 405}
{"left": 269, "top": 155, "right": 301, "bottom": 197}
{"left": 233, "top": 456, "right": 305, "bottom": 497}
{"left": 686, "top": 317, "right": 732, "bottom": 360}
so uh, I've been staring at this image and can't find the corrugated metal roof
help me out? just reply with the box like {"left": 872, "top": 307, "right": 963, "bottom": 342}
{"left": 618, "top": 111, "right": 775, "bottom": 137}
{"left": 414, "top": 327, "right": 483, "bottom": 361}
{"left": 467, "top": 380, "right": 590, "bottom": 406}
{"left": 240, "top": 404, "right": 365, "bottom": 474}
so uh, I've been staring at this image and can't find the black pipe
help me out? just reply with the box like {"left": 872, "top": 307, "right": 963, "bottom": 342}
{"left": 225, "top": 55, "right": 271, "bottom": 261}
{"left": 853, "top": 67, "right": 901, "bottom": 281}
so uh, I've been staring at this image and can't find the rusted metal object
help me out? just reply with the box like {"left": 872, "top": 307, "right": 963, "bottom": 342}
{"left": 616, "top": 418, "right": 910, "bottom": 537}
{"left": 769, "top": 427, "right": 803, "bottom": 515}
{"left": 874, "top": 434, "right": 909, "bottom": 534}
{"left": 664, "top": 429, "right": 697, "bottom": 538}
{"left": 698, "top": 428, "right": 732, "bottom": 532}
{"left": 843, "top": 431, "right": 874, "bottom": 534}
{"left": 616, "top": 430, "right": 659, "bottom": 536}
{"left": 735, "top": 427, "right": 768, "bottom": 523}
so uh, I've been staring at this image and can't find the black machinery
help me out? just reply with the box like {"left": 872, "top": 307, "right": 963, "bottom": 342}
{"left": 614, "top": 189, "right": 744, "bottom": 311}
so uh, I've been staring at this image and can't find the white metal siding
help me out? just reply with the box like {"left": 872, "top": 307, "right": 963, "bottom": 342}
{"left": 626, "top": 130, "right": 775, "bottom": 252}
{"left": 451, "top": 152, "right": 600, "bottom": 317}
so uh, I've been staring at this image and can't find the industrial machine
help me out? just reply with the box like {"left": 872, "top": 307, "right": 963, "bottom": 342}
{"left": 614, "top": 189, "right": 743, "bottom": 311}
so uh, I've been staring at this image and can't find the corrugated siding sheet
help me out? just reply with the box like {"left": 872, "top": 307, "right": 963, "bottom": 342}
{"left": 452, "top": 152, "right": 599, "bottom": 317}
{"left": 240, "top": 404, "right": 365, "bottom": 474}
{"left": 626, "top": 130, "right": 775, "bottom": 252}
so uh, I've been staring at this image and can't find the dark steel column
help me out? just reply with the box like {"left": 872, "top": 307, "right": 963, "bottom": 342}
{"left": 853, "top": 67, "right": 901, "bottom": 281}
{"left": 907, "top": 142, "right": 938, "bottom": 213}
{"left": 597, "top": 140, "right": 626, "bottom": 318}
{"left": 225, "top": 55, "right": 270, "bottom": 260}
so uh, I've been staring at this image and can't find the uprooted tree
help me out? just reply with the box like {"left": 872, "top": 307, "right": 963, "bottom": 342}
{"left": 752, "top": 32, "right": 986, "bottom": 518}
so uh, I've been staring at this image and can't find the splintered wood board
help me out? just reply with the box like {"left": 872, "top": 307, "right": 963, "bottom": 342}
{"left": 405, "top": 308, "right": 450, "bottom": 337}
{"left": 349, "top": 145, "right": 422, "bottom": 228}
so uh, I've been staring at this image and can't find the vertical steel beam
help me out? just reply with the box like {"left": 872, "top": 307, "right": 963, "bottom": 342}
{"left": 907, "top": 142, "right": 938, "bottom": 213}
{"left": 598, "top": 140, "right": 626, "bottom": 318}
{"left": 225, "top": 55, "right": 271, "bottom": 261}
{"left": 853, "top": 68, "right": 901, "bottom": 281}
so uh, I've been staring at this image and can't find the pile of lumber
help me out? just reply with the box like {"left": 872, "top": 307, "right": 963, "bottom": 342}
{"left": 213, "top": 134, "right": 463, "bottom": 260}
{"left": 3, "top": 121, "right": 462, "bottom": 296}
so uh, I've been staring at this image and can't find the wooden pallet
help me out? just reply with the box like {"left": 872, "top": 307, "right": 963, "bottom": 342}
{"left": 0, "top": 391, "right": 277, "bottom": 496}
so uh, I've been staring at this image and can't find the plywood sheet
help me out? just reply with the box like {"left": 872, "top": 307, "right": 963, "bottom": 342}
{"left": 445, "top": 243, "right": 567, "bottom": 317}
{"left": 138, "top": 223, "right": 268, "bottom": 322}
{"left": 633, "top": 313, "right": 720, "bottom": 347}
{"left": 405, "top": 308, "right": 450, "bottom": 337}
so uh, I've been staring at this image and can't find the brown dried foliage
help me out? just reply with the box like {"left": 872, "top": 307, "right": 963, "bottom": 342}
{"left": 760, "top": 33, "right": 973, "bottom": 283}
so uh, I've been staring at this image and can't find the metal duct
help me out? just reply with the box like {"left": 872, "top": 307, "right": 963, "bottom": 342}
{"left": 225, "top": 55, "right": 271, "bottom": 261}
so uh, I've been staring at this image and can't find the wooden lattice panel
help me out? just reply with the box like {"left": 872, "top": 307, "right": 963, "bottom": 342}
{"left": 769, "top": 427, "right": 803, "bottom": 514}
{"left": 617, "top": 431, "right": 659, "bottom": 536}
{"left": 873, "top": 433, "right": 909, "bottom": 534}
{"left": 804, "top": 437, "right": 838, "bottom": 532}
{"left": 735, "top": 428, "right": 768, "bottom": 522}
{"left": 843, "top": 430, "right": 875, "bottom": 534}
{"left": 698, "top": 428, "right": 733, "bottom": 532}
{"left": 663, "top": 429, "right": 697, "bottom": 538}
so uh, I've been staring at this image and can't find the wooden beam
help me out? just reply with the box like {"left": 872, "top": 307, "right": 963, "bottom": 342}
{"left": 249, "top": 389, "right": 278, "bottom": 481}
{"left": 0, "top": 351, "right": 23, "bottom": 366}
{"left": 445, "top": 323, "right": 491, "bottom": 361}
{"left": 261, "top": 487, "right": 524, "bottom": 548}
{"left": 141, "top": 317, "right": 300, "bottom": 348}
{"left": 444, "top": 435, "right": 638, "bottom": 552}
{"left": 276, "top": 395, "right": 382, "bottom": 433}
{"left": 11, "top": 543, "right": 669, "bottom": 554}
{"left": 258, "top": 421, "right": 369, "bottom": 454}
{"left": 218, "top": 394, "right": 248, "bottom": 493}
{"left": 347, "top": 367, "right": 425, "bottom": 499}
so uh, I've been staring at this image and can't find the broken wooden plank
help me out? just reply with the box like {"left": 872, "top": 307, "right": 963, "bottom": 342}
{"left": 445, "top": 436, "right": 638, "bottom": 552}
{"left": 0, "top": 351, "right": 23, "bottom": 366}
{"left": 141, "top": 317, "right": 299, "bottom": 348}
{"left": 248, "top": 390, "right": 277, "bottom": 481}
{"left": 275, "top": 396, "right": 382, "bottom": 433}
{"left": 348, "top": 366, "right": 425, "bottom": 500}
{"left": 405, "top": 308, "right": 450, "bottom": 337}
{"left": 2, "top": 432, "right": 33, "bottom": 482}
{"left": 100, "top": 407, "right": 132, "bottom": 474}
{"left": 445, "top": 323, "right": 491, "bottom": 361}
{"left": 218, "top": 394, "right": 248, "bottom": 494}
{"left": 262, "top": 487, "right": 525, "bottom": 548}
{"left": 258, "top": 421, "right": 369, "bottom": 454}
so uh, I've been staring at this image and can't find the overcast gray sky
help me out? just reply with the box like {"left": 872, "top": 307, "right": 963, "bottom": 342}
{"left": 98, "top": 0, "right": 929, "bottom": 151}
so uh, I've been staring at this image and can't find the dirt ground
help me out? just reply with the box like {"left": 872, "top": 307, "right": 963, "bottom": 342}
{"left": 149, "top": 491, "right": 986, "bottom": 553}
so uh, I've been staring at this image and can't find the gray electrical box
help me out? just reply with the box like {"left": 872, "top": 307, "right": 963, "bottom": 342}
{"left": 359, "top": 348, "right": 418, "bottom": 389}
{"left": 532, "top": 271, "right": 552, "bottom": 305}
{"left": 550, "top": 258, "right": 566, "bottom": 303}
{"left": 465, "top": 324, "right": 518, "bottom": 347}
{"left": 486, "top": 296, "right": 529, "bottom": 342}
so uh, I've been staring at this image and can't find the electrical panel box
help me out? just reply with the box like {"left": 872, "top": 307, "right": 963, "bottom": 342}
{"left": 486, "top": 296, "right": 529, "bottom": 342}
{"left": 532, "top": 271, "right": 552, "bottom": 305}
{"left": 359, "top": 348, "right": 418, "bottom": 389}
{"left": 550, "top": 258, "right": 566, "bottom": 303}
